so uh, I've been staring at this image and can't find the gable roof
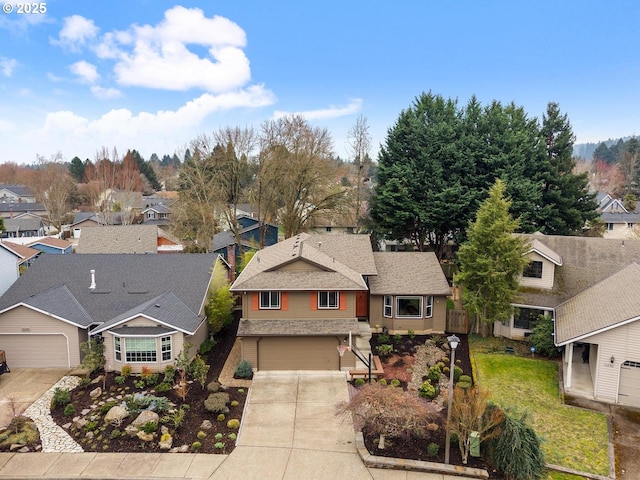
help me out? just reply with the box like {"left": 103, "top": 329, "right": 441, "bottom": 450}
{"left": 2, "top": 241, "right": 39, "bottom": 263}
{"left": 0, "top": 253, "right": 216, "bottom": 326}
{"left": 76, "top": 224, "right": 159, "bottom": 253}
{"left": 555, "top": 263, "right": 640, "bottom": 345}
{"left": 525, "top": 238, "right": 563, "bottom": 265}
{"left": 516, "top": 234, "right": 640, "bottom": 309}
{"left": 304, "top": 234, "right": 377, "bottom": 276}
{"left": 27, "top": 237, "right": 72, "bottom": 252}
{"left": 231, "top": 233, "right": 369, "bottom": 291}
{"left": 3, "top": 216, "right": 44, "bottom": 233}
{"left": 0, "top": 202, "right": 46, "bottom": 215}
{"left": 369, "top": 252, "right": 450, "bottom": 296}
{"left": 92, "top": 291, "right": 203, "bottom": 335}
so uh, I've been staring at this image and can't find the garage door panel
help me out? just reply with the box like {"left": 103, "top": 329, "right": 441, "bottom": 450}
{"left": 258, "top": 337, "right": 339, "bottom": 370}
{"left": 0, "top": 334, "right": 68, "bottom": 368}
{"left": 618, "top": 361, "right": 640, "bottom": 408}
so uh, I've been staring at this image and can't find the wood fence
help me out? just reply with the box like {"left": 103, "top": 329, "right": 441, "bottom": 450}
{"left": 446, "top": 309, "right": 469, "bottom": 334}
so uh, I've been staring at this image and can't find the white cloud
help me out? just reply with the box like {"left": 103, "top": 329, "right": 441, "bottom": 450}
{"left": 90, "top": 85, "right": 122, "bottom": 100}
{"left": 274, "top": 99, "right": 363, "bottom": 120}
{"left": 0, "top": 57, "right": 17, "bottom": 77}
{"left": 97, "top": 6, "right": 250, "bottom": 92}
{"left": 69, "top": 61, "right": 99, "bottom": 83}
{"left": 47, "top": 72, "right": 63, "bottom": 82}
{"left": 52, "top": 15, "right": 99, "bottom": 51}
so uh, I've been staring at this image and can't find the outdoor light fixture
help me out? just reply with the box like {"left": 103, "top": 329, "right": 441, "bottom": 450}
{"left": 444, "top": 334, "right": 461, "bottom": 465}
{"left": 610, "top": 356, "right": 615, "bottom": 364}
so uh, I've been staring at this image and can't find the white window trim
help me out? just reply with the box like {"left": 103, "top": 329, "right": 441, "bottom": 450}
{"left": 161, "top": 336, "right": 172, "bottom": 361}
{"left": 124, "top": 337, "right": 157, "bottom": 363}
{"left": 396, "top": 296, "right": 423, "bottom": 318}
{"left": 260, "top": 291, "right": 281, "bottom": 309}
{"left": 114, "top": 336, "right": 121, "bottom": 361}
{"left": 383, "top": 295, "right": 392, "bottom": 318}
{"left": 425, "top": 296, "right": 433, "bottom": 318}
{"left": 318, "top": 291, "right": 339, "bottom": 309}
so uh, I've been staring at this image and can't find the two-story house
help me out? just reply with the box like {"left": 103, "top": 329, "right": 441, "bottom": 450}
{"left": 230, "top": 233, "right": 450, "bottom": 372}
{"left": 596, "top": 192, "right": 640, "bottom": 239}
{"left": 494, "top": 233, "right": 640, "bottom": 407}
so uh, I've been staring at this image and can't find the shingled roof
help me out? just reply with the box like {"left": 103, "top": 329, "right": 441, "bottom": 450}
{"left": 231, "top": 234, "right": 370, "bottom": 292}
{"left": 76, "top": 224, "right": 159, "bottom": 254}
{"left": 0, "top": 253, "right": 216, "bottom": 327}
{"left": 555, "top": 263, "right": 640, "bottom": 345}
{"left": 369, "top": 252, "right": 450, "bottom": 295}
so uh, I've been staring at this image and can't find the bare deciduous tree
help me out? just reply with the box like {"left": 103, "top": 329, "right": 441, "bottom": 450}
{"left": 347, "top": 115, "right": 372, "bottom": 228}
{"left": 30, "top": 153, "right": 76, "bottom": 232}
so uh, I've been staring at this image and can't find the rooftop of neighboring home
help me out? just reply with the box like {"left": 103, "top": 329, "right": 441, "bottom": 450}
{"left": 75, "top": 224, "right": 163, "bottom": 254}
{"left": 0, "top": 184, "right": 36, "bottom": 200}
{"left": 0, "top": 240, "right": 39, "bottom": 264}
{"left": 0, "top": 253, "right": 217, "bottom": 325}
{"left": 27, "top": 236, "right": 73, "bottom": 252}
{"left": 517, "top": 233, "right": 640, "bottom": 308}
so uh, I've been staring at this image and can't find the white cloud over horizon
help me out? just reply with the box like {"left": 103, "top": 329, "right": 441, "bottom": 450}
{"left": 0, "top": 57, "right": 17, "bottom": 77}
{"left": 51, "top": 15, "right": 99, "bottom": 51}
{"left": 273, "top": 99, "right": 363, "bottom": 121}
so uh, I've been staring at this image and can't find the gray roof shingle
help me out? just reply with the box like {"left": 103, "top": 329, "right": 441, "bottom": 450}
{"left": 369, "top": 252, "right": 451, "bottom": 295}
{"left": 76, "top": 225, "right": 159, "bottom": 254}
{"left": 0, "top": 254, "right": 216, "bottom": 327}
{"left": 238, "top": 318, "right": 359, "bottom": 336}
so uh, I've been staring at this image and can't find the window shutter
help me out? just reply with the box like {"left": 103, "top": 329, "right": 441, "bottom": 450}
{"left": 252, "top": 292, "right": 259, "bottom": 310}
{"left": 281, "top": 292, "right": 288, "bottom": 311}
{"left": 340, "top": 292, "right": 347, "bottom": 310}
{"left": 310, "top": 292, "right": 318, "bottom": 310}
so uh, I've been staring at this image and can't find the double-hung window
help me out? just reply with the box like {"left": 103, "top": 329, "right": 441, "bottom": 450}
{"left": 114, "top": 336, "right": 121, "bottom": 361}
{"left": 318, "top": 291, "right": 339, "bottom": 309}
{"left": 425, "top": 296, "right": 433, "bottom": 318}
{"left": 260, "top": 291, "right": 281, "bottom": 309}
{"left": 161, "top": 336, "right": 172, "bottom": 361}
{"left": 523, "top": 261, "right": 543, "bottom": 279}
{"left": 383, "top": 295, "right": 392, "bottom": 317}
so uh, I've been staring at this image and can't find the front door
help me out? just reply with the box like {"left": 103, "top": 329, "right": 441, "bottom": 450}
{"left": 356, "top": 291, "right": 368, "bottom": 318}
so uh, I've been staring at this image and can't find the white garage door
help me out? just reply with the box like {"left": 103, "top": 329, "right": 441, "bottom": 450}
{"left": 618, "top": 361, "right": 640, "bottom": 408}
{"left": 258, "top": 336, "right": 340, "bottom": 371}
{"left": 0, "top": 334, "right": 69, "bottom": 368}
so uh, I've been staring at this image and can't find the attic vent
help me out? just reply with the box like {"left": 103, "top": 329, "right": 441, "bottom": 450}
{"left": 155, "top": 304, "right": 161, "bottom": 308}
{"left": 89, "top": 269, "right": 96, "bottom": 290}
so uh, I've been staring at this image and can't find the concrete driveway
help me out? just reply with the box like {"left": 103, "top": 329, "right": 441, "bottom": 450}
{"left": 0, "top": 368, "right": 70, "bottom": 428}
{"left": 209, "top": 371, "right": 371, "bottom": 480}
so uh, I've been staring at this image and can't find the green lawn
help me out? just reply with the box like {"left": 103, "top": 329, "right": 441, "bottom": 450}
{"left": 470, "top": 335, "right": 610, "bottom": 478}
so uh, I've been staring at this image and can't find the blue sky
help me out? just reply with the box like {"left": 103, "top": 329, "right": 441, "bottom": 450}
{"left": 1, "top": 1, "right": 639, "bottom": 165}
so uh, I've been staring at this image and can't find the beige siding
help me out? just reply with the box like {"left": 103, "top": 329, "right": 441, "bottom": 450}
{"left": 369, "top": 295, "right": 447, "bottom": 334}
{"left": 585, "top": 320, "right": 640, "bottom": 403}
{"left": 278, "top": 260, "right": 324, "bottom": 272}
{"left": 0, "top": 306, "right": 83, "bottom": 367}
{"left": 257, "top": 336, "right": 341, "bottom": 370}
{"left": 520, "top": 252, "right": 555, "bottom": 290}
{"left": 185, "top": 320, "right": 209, "bottom": 358}
{"left": 241, "top": 337, "right": 259, "bottom": 369}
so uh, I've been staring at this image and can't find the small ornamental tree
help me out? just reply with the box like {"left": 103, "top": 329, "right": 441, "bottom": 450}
{"left": 336, "top": 383, "right": 439, "bottom": 450}
{"left": 80, "top": 337, "right": 105, "bottom": 373}
{"left": 529, "top": 315, "right": 560, "bottom": 358}
{"left": 449, "top": 386, "right": 504, "bottom": 464}
{"left": 454, "top": 179, "right": 530, "bottom": 336}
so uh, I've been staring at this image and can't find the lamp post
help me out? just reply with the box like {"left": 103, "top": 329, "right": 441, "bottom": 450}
{"left": 444, "top": 334, "right": 460, "bottom": 465}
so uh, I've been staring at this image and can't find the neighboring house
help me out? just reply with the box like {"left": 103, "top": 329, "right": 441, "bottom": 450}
{"left": 68, "top": 212, "right": 108, "bottom": 239}
{"left": 141, "top": 204, "right": 172, "bottom": 226}
{"left": 76, "top": 224, "right": 182, "bottom": 254}
{"left": 596, "top": 192, "right": 640, "bottom": 239}
{"left": 494, "top": 233, "right": 640, "bottom": 408}
{"left": 212, "top": 214, "right": 278, "bottom": 274}
{"left": 0, "top": 184, "right": 37, "bottom": 204}
{"left": 27, "top": 237, "right": 73, "bottom": 255}
{"left": 2, "top": 242, "right": 40, "bottom": 269}
{"left": 230, "top": 233, "right": 450, "bottom": 372}
{"left": 1, "top": 216, "right": 46, "bottom": 238}
{"left": 0, "top": 202, "right": 47, "bottom": 220}
{"left": 0, "top": 253, "right": 223, "bottom": 371}
{"left": 0, "top": 242, "right": 20, "bottom": 296}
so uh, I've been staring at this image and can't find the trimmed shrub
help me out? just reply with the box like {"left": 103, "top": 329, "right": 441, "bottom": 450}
{"left": 228, "top": 433, "right": 237, "bottom": 441}
{"left": 418, "top": 381, "right": 436, "bottom": 400}
{"left": 114, "top": 375, "right": 126, "bottom": 385}
{"left": 227, "top": 418, "right": 240, "bottom": 429}
{"left": 453, "top": 365, "right": 463, "bottom": 382}
{"left": 407, "top": 329, "right": 416, "bottom": 340}
{"left": 214, "top": 442, "right": 224, "bottom": 450}
{"left": 234, "top": 360, "right": 253, "bottom": 379}
{"left": 376, "top": 344, "right": 393, "bottom": 357}
{"left": 217, "top": 413, "right": 226, "bottom": 422}
{"left": 378, "top": 378, "right": 387, "bottom": 385}
{"left": 204, "top": 392, "right": 230, "bottom": 413}
{"left": 163, "top": 365, "right": 176, "bottom": 383}
{"left": 121, "top": 365, "right": 132, "bottom": 377}
{"left": 64, "top": 404, "right": 76, "bottom": 416}
{"left": 197, "top": 431, "right": 207, "bottom": 440}
{"left": 427, "top": 442, "right": 439, "bottom": 457}
{"left": 377, "top": 333, "right": 390, "bottom": 344}
{"left": 230, "top": 400, "right": 239, "bottom": 407}
{"left": 191, "top": 441, "right": 202, "bottom": 452}
{"left": 52, "top": 387, "right": 71, "bottom": 409}
{"left": 155, "top": 382, "right": 172, "bottom": 393}
{"left": 459, "top": 374, "right": 472, "bottom": 384}
{"left": 215, "top": 432, "right": 223, "bottom": 440}
{"left": 141, "top": 421, "right": 158, "bottom": 434}
{"left": 427, "top": 365, "right": 442, "bottom": 382}
{"left": 354, "top": 378, "right": 365, "bottom": 387}
{"left": 144, "top": 373, "right": 159, "bottom": 386}
{"left": 199, "top": 338, "right": 217, "bottom": 355}
{"left": 393, "top": 334, "right": 403, "bottom": 344}
{"left": 389, "top": 379, "right": 401, "bottom": 388}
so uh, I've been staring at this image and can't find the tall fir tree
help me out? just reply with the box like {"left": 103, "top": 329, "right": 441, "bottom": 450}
{"left": 454, "top": 179, "right": 530, "bottom": 336}
{"left": 537, "top": 103, "right": 598, "bottom": 235}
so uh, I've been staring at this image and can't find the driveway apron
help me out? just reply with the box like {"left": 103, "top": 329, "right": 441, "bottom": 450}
{"left": 209, "top": 371, "right": 370, "bottom": 480}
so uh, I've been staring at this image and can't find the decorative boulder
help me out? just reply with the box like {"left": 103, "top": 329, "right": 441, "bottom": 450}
{"left": 104, "top": 405, "right": 128, "bottom": 425}
{"left": 137, "top": 431, "right": 154, "bottom": 442}
{"left": 159, "top": 434, "right": 173, "bottom": 450}
{"left": 125, "top": 425, "right": 139, "bottom": 437}
{"left": 89, "top": 387, "right": 102, "bottom": 399}
{"left": 132, "top": 410, "right": 159, "bottom": 428}
{"left": 199, "top": 420, "right": 213, "bottom": 430}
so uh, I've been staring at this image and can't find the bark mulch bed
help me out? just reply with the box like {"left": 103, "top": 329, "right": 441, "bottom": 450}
{"left": 358, "top": 333, "right": 502, "bottom": 478}
{"left": 49, "top": 318, "right": 243, "bottom": 455}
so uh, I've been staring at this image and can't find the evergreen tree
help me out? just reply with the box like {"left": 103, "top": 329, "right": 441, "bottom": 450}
{"left": 536, "top": 103, "right": 598, "bottom": 235}
{"left": 592, "top": 142, "right": 615, "bottom": 164}
{"left": 68, "top": 156, "right": 85, "bottom": 182}
{"left": 454, "top": 179, "right": 530, "bottom": 336}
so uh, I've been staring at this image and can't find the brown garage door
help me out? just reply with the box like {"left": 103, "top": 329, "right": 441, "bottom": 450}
{"left": 0, "top": 334, "right": 69, "bottom": 368}
{"left": 619, "top": 361, "right": 640, "bottom": 408}
{"left": 258, "top": 336, "right": 340, "bottom": 370}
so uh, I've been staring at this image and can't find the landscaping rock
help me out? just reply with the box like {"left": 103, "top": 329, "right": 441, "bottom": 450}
{"left": 136, "top": 431, "right": 154, "bottom": 442}
{"left": 85, "top": 431, "right": 94, "bottom": 439}
{"left": 81, "top": 409, "right": 91, "bottom": 416}
{"left": 91, "top": 375, "right": 104, "bottom": 385}
{"left": 17, "top": 446, "right": 30, "bottom": 453}
{"left": 9, "top": 444, "right": 24, "bottom": 452}
{"left": 132, "top": 410, "right": 159, "bottom": 428}
{"left": 125, "top": 425, "right": 139, "bottom": 437}
{"left": 159, "top": 435, "right": 173, "bottom": 450}
{"left": 104, "top": 405, "right": 128, "bottom": 425}
{"left": 74, "top": 418, "right": 87, "bottom": 429}
{"left": 89, "top": 387, "right": 102, "bottom": 399}
{"left": 200, "top": 419, "right": 213, "bottom": 430}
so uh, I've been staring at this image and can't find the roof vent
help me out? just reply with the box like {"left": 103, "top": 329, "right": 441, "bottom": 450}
{"left": 89, "top": 269, "right": 96, "bottom": 290}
